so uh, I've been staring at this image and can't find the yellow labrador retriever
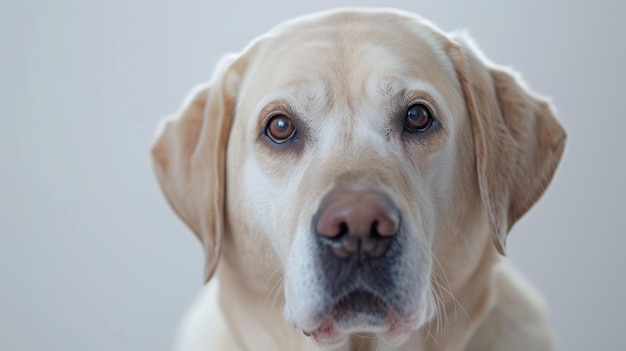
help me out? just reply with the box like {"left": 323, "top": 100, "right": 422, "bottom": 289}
{"left": 152, "top": 8, "right": 566, "bottom": 351}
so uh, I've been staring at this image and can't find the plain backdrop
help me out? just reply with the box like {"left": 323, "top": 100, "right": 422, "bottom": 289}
{"left": 1, "top": 1, "right": 624, "bottom": 350}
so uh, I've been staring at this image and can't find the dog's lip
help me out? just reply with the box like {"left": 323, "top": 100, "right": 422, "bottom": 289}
{"left": 306, "top": 308, "right": 416, "bottom": 347}
{"left": 302, "top": 289, "right": 415, "bottom": 344}
{"left": 333, "top": 289, "right": 388, "bottom": 318}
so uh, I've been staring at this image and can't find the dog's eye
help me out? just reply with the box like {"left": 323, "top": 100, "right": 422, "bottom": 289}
{"left": 266, "top": 114, "right": 296, "bottom": 143}
{"left": 404, "top": 104, "right": 433, "bottom": 133}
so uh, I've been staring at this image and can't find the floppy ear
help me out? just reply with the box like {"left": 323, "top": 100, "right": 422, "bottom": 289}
{"left": 151, "top": 56, "right": 240, "bottom": 282}
{"left": 448, "top": 34, "right": 566, "bottom": 254}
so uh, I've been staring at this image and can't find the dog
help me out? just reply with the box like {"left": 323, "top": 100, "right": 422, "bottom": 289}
{"left": 151, "top": 8, "right": 566, "bottom": 351}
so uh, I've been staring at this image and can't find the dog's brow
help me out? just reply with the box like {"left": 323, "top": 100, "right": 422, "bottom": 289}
{"left": 303, "top": 86, "right": 329, "bottom": 109}
{"left": 253, "top": 80, "right": 328, "bottom": 114}
{"left": 376, "top": 80, "right": 395, "bottom": 97}
{"left": 254, "top": 92, "right": 294, "bottom": 111}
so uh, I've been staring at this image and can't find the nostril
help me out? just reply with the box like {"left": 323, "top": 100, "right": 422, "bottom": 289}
{"left": 337, "top": 222, "right": 349, "bottom": 239}
{"left": 370, "top": 220, "right": 382, "bottom": 239}
{"left": 316, "top": 216, "right": 350, "bottom": 239}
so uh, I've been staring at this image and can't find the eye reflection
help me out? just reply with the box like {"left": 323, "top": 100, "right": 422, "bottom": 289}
{"left": 404, "top": 104, "right": 433, "bottom": 132}
{"left": 266, "top": 114, "right": 296, "bottom": 143}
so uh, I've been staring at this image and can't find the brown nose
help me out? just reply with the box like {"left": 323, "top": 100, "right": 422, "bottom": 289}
{"left": 315, "top": 189, "right": 400, "bottom": 259}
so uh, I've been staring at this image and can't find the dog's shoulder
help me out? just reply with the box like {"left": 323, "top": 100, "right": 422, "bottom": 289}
{"left": 174, "top": 280, "right": 237, "bottom": 351}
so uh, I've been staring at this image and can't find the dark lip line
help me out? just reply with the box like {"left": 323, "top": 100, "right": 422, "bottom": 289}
{"left": 333, "top": 287, "right": 387, "bottom": 306}
{"left": 310, "top": 288, "right": 394, "bottom": 327}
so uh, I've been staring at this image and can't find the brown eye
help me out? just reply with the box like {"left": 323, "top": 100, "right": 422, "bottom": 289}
{"left": 404, "top": 104, "right": 433, "bottom": 132}
{"left": 266, "top": 114, "right": 296, "bottom": 143}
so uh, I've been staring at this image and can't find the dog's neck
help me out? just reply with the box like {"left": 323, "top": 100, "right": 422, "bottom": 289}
{"left": 216, "top": 232, "right": 499, "bottom": 351}
{"left": 417, "top": 236, "right": 499, "bottom": 351}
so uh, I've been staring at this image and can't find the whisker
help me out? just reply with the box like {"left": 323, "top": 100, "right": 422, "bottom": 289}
{"left": 270, "top": 278, "right": 285, "bottom": 320}
{"left": 432, "top": 256, "right": 470, "bottom": 321}
{"left": 259, "top": 265, "right": 284, "bottom": 313}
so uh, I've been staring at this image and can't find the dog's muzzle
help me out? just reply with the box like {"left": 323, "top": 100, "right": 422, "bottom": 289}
{"left": 305, "top": 187, "right": 414, "bottom": 344}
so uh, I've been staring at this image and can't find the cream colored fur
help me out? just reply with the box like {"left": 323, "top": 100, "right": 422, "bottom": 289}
{"left": 152, "top": 8, "right": 565, "bottom": 351}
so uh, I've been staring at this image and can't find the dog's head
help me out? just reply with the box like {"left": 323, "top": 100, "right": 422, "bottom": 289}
{"left": 152, "top": 9, "right": 565, "bottom": 348}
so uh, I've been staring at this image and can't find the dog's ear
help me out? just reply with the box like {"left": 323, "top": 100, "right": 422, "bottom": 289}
{"left": 447, "top": 34, "right": 566, "bottom": 254}
{"left": 151, "top": 56, "right": 241, "bottom": 282}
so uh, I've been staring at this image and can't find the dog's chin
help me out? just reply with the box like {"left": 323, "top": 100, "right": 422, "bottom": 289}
{"left": 304, "top": 290, "right": 419, "bottom": 348}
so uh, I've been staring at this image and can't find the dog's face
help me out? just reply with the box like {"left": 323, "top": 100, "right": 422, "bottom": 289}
{"left": 152, "top": 9, "right": 565, "bottom": 348}
{"left": 227, "top": 13, "right": 480, "bottom": 346}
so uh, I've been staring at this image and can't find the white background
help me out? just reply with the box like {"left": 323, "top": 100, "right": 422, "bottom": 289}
{"left": 1, "top": 1, "right": 624, "bottom": 350}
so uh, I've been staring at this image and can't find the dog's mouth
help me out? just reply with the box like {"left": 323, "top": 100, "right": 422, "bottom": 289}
{"left": 333, "top": 290, "right": 387, "bottom": 323}
{"left": 304, "top": 289, "right": 416, "bottom": 347}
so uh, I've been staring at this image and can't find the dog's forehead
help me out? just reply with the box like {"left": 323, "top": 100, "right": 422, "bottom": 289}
{"left": 243, "top": 12, "right": 457, "bottom": 110}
